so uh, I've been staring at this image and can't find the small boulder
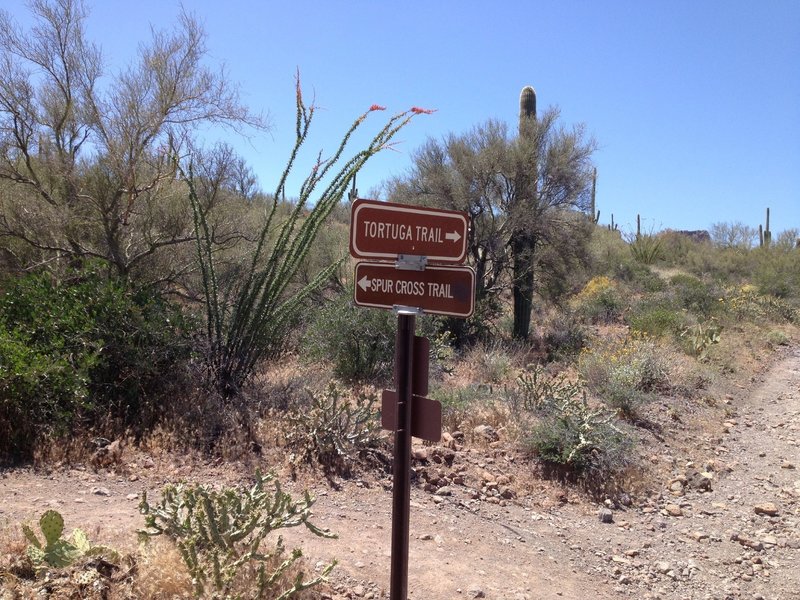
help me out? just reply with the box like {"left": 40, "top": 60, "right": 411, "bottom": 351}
{"left": 473, "top": 425, "right": 500, "bottom": 442}
{"left": 753, "top": 502, "right": 779, "bottom": 517}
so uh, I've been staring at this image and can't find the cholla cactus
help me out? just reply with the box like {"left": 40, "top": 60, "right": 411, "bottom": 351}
{"left": 138, "top": 470, "right": 336, "bottom": 598}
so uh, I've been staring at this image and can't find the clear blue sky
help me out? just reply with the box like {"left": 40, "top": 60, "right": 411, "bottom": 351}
{"left": 7, "top": 1, "right": 799, "bottom": 235}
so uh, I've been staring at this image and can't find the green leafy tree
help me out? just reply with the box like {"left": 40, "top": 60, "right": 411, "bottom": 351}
{"left": 0, "top": 0, "right": 265, "bottom": 281}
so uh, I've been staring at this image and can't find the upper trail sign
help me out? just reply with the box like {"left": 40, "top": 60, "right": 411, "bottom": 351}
{"left": 350, "top": 198, "right": 469, "bottom": 263}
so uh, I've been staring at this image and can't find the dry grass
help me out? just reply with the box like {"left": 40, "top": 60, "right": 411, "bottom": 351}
{"left": 132, "top": 538, "right": 193, "bottom": 599}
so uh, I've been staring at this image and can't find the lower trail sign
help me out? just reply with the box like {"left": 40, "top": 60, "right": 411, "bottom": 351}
{"left": 354, "top": 262, "right": 475, "bottom": 318}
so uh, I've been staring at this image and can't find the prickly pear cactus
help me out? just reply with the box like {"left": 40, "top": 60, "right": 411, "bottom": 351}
{"left": 21, "top": 509, "right": 117, "bottom": 570}
{"left": 39, "top": 510, "right": 64, "bottom": 546}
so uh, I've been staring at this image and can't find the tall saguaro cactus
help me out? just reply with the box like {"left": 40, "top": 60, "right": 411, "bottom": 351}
{"left": 512, "top": 86, "right": 537, "bottom": 340}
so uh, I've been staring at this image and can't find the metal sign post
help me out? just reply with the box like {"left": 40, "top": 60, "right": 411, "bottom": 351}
{"left": 390, "top": 311, "right": 415, "bottom": 600}
{"left": 348, "top": 198, "right": 473, "bottom": 600}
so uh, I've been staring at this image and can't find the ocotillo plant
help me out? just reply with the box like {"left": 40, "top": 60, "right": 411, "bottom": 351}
{"left": 591, "top": 168, "right": 599, "bottom": 223}
{"left": 187, "top": 77, "right": 433, "bottom": 396}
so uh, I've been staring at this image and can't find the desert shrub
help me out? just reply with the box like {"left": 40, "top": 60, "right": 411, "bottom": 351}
{"left": 285, "top": 382, "right": 382, "bottom": 477}
{"left": 686, "top": 246, "right": 753, "bottom": 284}
{"left": 0, "top": 327, "right": 96, "bottom": 460}
{"left": 657, "top": 230, "right": 708, "bottom": 266}
{"left": 617, "top": 261, "right": 665, "bottom": 292}
{"left": 540, "top": 312, "right": 588, "bottom": 362}
{"left": 752, "top": 249, "right": 800, "bottom": 299}
{"left": 723, "top": 284, "right": 798, "bottom": 324}
{"left": 598, "top": 379, "right": 655, "bottom": 420}
{"left": 668, "top": 273, "right": 717, "bottom": 316}
{"left": 303, "top": 290, "right": 450, "bottom": 382}
{"left": 303, "top": 292, "right": 396, "bottom": 381}
{"left": 627, "top": 300, "right": 685, "bottom": 338}
{"left": 572, "top": 276, "right": 623, "bottom": 323}
{"left": 430, "top": 384, "right": 494, "bottom": 433}
{"left": 588, "top": 227, "right": 629, "bottom": 276}
{"left": 463, "top": 341, "right": 514, "bottom": 384}
{"left": 0, "top": 267, "right": 193, "bottom": 461}
{"left": 578, "top": 337, "right": 666, "bottom": 419}
{"left": 766, "top": 330, "right": 791, "bottom": 347}
{"left": 580, "top": 337, "right": 666, "bottom": 393}
{"left": 523, "top": 386, "right": 634, "bottom": 478}
{"left": 138, "top": 471, "right": 335, "bottom": 599}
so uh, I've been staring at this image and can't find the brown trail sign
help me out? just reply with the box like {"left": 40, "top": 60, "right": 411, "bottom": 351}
{"left": 350, "top": 198, "right": 468, "bottom": 263}
{"left": 354, "top": 262, "right": 475, "bottom": 318}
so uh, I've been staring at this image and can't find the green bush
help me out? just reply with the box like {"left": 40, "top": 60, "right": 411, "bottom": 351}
{"left": 668, "top": 273, "right": 717, "bottom": 316}
{"left": 578, "top": 338, "right": 666, "bottom": 420}
{"left": 753, "top": 249, "right": 800, "bottom": 299}
{"left": 524, "top": 388, "right": 634, "bottom": 477}
{"left": 0, "top": 332, "right": 95, "bottom": 458}
{"left": 303, "top": 290, "right": 449, "bottom": 382}
{"left": 0, "top": 266, "right": 193, "bottom": 461}
{"left": 303, "top": 292, "right": 396, "bottom": 381}
{"left": 627, "top": 301, "right": 684, "bottom": 337}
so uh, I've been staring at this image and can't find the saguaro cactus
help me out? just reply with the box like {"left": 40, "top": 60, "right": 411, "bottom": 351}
{"left": 512, "top": 86, "right": 537, "bottom": 340}
{"left": 519, "top": 86, "right": 537, "bottom": 127}
{"left": 759, "top": 208, "right": 772, "bottom": 247}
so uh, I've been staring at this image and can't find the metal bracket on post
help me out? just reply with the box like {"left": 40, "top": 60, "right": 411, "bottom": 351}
{"left": 393, "top": 305, "right": 425, "bottom": 316}
{"left": 395, "top": 254, "right": 427, "bottom": 271}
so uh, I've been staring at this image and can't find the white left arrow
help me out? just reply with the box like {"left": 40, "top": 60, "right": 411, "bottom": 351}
{"left": 445, "top": 230, "right": 461, "bottom": 243}
{"left": 358, "top": 276, "right": 371, "bottom": 291}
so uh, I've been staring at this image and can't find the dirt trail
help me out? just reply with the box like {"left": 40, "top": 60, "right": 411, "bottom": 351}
{"left": 281, "top": 347, "right": 800, "bottom": 600}
{"left": 1, "top": 347, "right": 799, "bottom": 599}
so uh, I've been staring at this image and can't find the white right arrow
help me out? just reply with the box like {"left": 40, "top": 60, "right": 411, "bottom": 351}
{"left": 358, "top": 276, "right": 371, "bottom": 291}
{"left": 445, "top": 231, "right": 461, "bottom": 243}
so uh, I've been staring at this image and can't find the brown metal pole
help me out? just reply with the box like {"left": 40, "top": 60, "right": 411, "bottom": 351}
{"left": 390, "top": 312, "right": 415, "bottom": 600}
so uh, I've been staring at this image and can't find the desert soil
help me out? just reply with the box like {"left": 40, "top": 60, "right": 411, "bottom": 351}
{"left": 1, "top": 346, "right": 799, "bottom": 600}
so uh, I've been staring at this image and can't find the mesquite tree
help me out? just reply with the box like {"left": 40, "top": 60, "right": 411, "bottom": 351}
{"left": 0, "top": 0, "right": 265, "bottom": 280}
{"left": 388, "top": 88, "right": 596, "bottom": 341}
